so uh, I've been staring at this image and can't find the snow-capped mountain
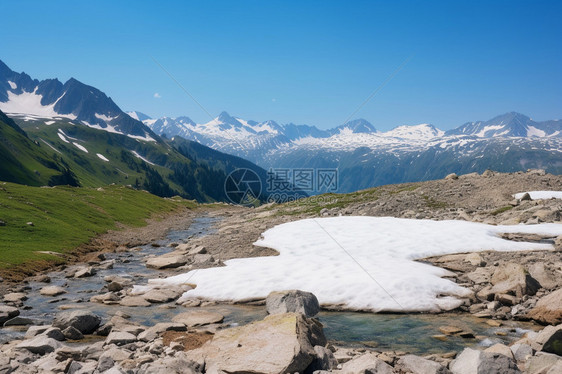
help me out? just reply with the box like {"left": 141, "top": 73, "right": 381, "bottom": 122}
{"left": 0, "top": 60, "right": 155, "bottom": 141}
{"left": 445, "top": 112, "right": 560, "bottom": 138}
{"left": 139, "top": 110, "right": 562, "bottom": 192}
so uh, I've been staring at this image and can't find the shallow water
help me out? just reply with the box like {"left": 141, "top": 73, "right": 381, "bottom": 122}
{"left": 0, "top": 216, "right": 539, "bottom": 354}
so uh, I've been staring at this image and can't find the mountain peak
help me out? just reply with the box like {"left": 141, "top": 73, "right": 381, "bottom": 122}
{"left": 331, "top": 119, "right": 377, "bottom": 135}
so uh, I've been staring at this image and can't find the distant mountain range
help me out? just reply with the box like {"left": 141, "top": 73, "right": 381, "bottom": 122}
{"left": 132, "top": 110, "right": 562, "bottom": 192}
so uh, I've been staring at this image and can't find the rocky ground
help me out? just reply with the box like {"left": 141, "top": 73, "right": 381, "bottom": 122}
{"left": 1, "top": 169, "right": 562, "bottom": 373}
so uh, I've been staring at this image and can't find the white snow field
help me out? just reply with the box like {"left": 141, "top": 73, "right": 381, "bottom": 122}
{"left": 144, "top": 217, "right": 562, "bottom": 312}
{"left": 514, "top": 191, "right": 562, "bottom": 200}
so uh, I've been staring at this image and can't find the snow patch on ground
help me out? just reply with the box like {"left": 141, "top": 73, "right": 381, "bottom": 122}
{"left": 514, "top": 191, "right": 562, "bottom": 200}
{"left": 44, "top": 120, "right": 55, "bottom": 125}
{"left": 131, "top": 150, "right": 155, "bottom": 165}
{"left": 57, "top": 133, "right": 69, "bottom": 143}
{"left": 72, "top": 142, "right": 88, "bottom": 153}
{"left": 39, "top": 139, "right": 62, "bottom": 154}
{"left": 7, "top": 81, "right": 17, "bottom": 90}
{"left": 145, "top": 217, "right": 562, "bottom": 312}
{"left": 96, "top": 153, "right": 109, "bottom": 162}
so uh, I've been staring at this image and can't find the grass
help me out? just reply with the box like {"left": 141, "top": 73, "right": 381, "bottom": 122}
{"left": 490, "top": 205, "right": 514, "bottom": 216}
{"left": 0, "top": 182, "right": 196, "bottom": 268}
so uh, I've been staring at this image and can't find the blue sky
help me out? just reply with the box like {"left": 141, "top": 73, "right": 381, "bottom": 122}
{"left": 2, "top": 0, "right": 561, "bottom": 130}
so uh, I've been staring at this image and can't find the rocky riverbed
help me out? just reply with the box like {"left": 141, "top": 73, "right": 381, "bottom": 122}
{"left": 1, "top": 170, "right": 562, "bottom": 373}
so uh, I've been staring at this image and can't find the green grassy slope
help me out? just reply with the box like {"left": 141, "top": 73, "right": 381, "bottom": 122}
{"left": 0, "top": 182, "right": 195, "bottom": 268}
{"left": 0, "top": 113, "right": 72, "bottom": 186}
{"left": 14, "top": 116, "right": 230, "bottom": 202}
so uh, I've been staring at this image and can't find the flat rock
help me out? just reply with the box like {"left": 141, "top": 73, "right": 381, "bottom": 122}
{"left": 40, "top": 286, "right": 67, "bottom": 297}
{"left": 186, "top": 313, "right": 326, "bottom": 374}
{"left": 16, "top": 336, "right": 62, "bottom": 355}
{"left": 3, "top": 292, "right": 28, "bottom": 303}
{"left": 266, "top": 290, "right": 321, "bottom": 317}
{"left": 396, "top": 354, "right": 451, "bottom": 374}
{"left": 3, "top": 316, "right": 34, "bottom": 326}
{"left": 141, "top": 287, "right": 184, "bottom": 303}
{"left": 171, "top": 310, "right": 224, "bottom": 327}
{"left": 120, "top": 296, "right": 151, "bottom": 307}
{"left": 146, "top": 252, "right": 189, "bottom": 269}
{"left": 339, "top": 353, "right": 394, "bottom": 374}
{"left": 52, "top": 310, "right": 101, "bottom": 334}
{"left": 105, "top": 331, "right": 137, "bottom": 346}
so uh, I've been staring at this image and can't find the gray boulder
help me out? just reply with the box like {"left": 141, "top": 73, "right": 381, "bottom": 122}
{"left": 186, "top": 312, "right": 326, "bottom": 374}
{"left": 525, "top": 352, "right": 562, "bottom": 374}
{"left": 339, "top": 353, "right": 395, "bottom": 374}
{"left": 62, "top": 326, "right": 84, "bottom": 340}
{"left": 266, "top": 290, "right": 320, "bottom": 317}
{"left": 52, "top": 310, "right": 101, "bottom": 334}
{"left": 450, "top": 348, "right": 521, "bottom": 374}
{"left": 531, "top": 325, "right": 562, "bottom": 356}
{"left": 0, "top": 305, "right": 19, "bottom": 325}
{"left": 396, "top": 354, "right": 451, "bottom": 374}
{"left": 490, "top": 263, "right": 540, "bottom": 298}
{"left": 527, "top": 289, "right": 562, "bottom": 325}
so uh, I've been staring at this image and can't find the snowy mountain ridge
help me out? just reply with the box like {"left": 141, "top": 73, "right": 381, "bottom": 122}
{"left": 0, "top": 60, "right": 156, "bottom": 141}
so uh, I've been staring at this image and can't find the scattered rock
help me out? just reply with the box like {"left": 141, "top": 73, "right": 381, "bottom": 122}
{"left": 0, "top": 305, "right": 20, "bottom": 325}
{"left": 510, "top": 343, "right": 533, "bottom": 362}
{"left": 339, "top": 353, "right": 394, "bottom": 374}
{"left": 527, "top": 289, "right": 562, "bottom": 325}
{"left": 525, "top": 352, "right": 562, "bottom": 374}
{"left": 16, "top": 336, "right": 62, "bottom": 355}
{"left": 40, "top": 286, "right": 67, "bottom": 297}
{"left": 105, "top": 331, "right": 137, "bottom": 346}
{"left": 146, "top": 252, "right": 189, "bottom": 269}
{"left": 485, "top": 343, "right": 514, "bottom": 359}
{"left": 62, "top": 326, "right": 84, "bottom": 340}
{"left": 532, "top": 325, "right": 562, "bottom": 356}
{"left": 3, "top": 292, "right": 28, "bottom": 304}
{"left": 490, "top": 263, "right": 540, "bottom": 297}
{"left": 141, "top": 287, "right": 184, "bottom": 303}
{"left": 446, "top": 173, "right": 459, "bottom": 180}
{"left": 120, "top": 296, "right": 151, "bottom": 307}
{"left": 171, "top": 310, "right": 224, "bottom": 327}
{"left": 74, "top": 266, "right": 96, "bottom": 278}
{"left": 396, "top": 354, "right": 451, "bottom": 374}
{"left": 450, "top": 348, "right": 521, "bottom": 374}
{"left": 266, "top": 290, "right": 321, "bottom": 317}
{"left": 52, "top": 310, "right": 102, "bottom": 334}
{"left": 3, "top": 316, "right": 34, "bottom": 326}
